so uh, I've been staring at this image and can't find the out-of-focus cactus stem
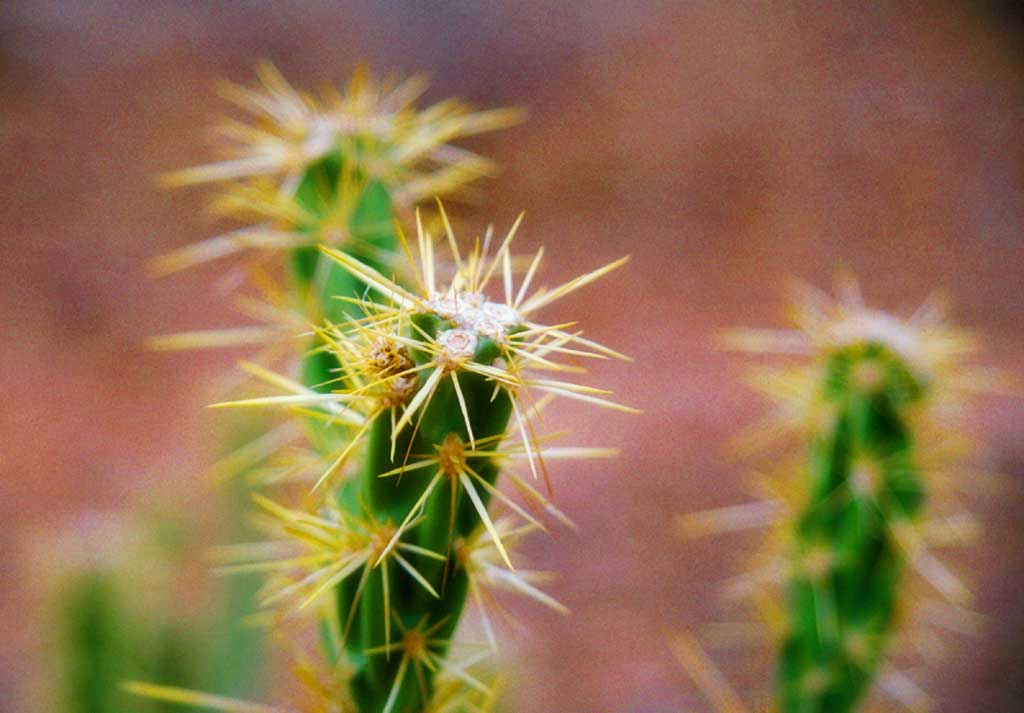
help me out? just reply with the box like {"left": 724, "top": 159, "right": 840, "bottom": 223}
{"left": 677, "top": 279, "right": 994, "bottom": 713}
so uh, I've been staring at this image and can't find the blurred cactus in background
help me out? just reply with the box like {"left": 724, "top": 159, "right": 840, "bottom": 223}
{"left": 128, "top": 66, "right": 633, "bottom": 712}
{"left": 675, "top": 279, "right": 999, "bottom": 712}
{"left": 41, "top": 465, "right": 266, "bottom": 713}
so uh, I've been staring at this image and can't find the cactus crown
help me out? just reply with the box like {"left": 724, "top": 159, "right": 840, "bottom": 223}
{"left": 150, "top": 64, "right": 523, "bottom": 278}
{"left": 161, "top": 63, "right": 523, "bottom": 194}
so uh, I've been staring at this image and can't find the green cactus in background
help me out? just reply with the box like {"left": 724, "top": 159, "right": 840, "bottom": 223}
{"left": 59, "top": 570, "right": 132, "bottom": 713}
{"left": 47, "top": 474, "right": 265, "bottom": 713}
{"left": 776, "top": 341, "right": 925, "bottom": 712}
{"left": 133, "top": 65, "right": 632, "bottom": 712}
{"left": 675, "top": 280, "right": 992, "bottom": 713}
{"left": 59, "top": 569, "right": 203, "bottom": 713}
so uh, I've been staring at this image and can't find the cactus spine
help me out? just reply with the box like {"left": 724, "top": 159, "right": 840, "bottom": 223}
{"left": 139, "top": 66, "right": 632, "bottom": 712}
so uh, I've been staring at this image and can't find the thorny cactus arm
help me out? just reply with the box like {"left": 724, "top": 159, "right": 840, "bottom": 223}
{"left": 675, "top": 279, "right": 996, "bottom": 713}
{"left": 777, "top": 341, "right": 925, "bottom": 712}
{"left": 136, "top": 66, "right": 634, "bottom": 713}
{"left": 228, "top": 213, "right": 634, "bottom": 712}
{"left": 146, "top": 59, "right": 518, "bottom": 556}
{"left": 149, "top": 65, "right": 521, "bottom": 440}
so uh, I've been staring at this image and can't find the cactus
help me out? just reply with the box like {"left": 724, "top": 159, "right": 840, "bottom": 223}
{"left": 676, "top": 279, "right": 994, "bottom": 712}
{"left": 132, "top": 65, "right": 633, "bottom": 712}
{"left": 150, "top": 65, "right": 523, "bottom": 429}
{"left": 44, "top": 481, "right": 265, "bottom": 713}
{"left": 207, "top": 214, "right": 633, "bottom": 712}
{"left": 775, "top": 338, "right": 925, "bottom": 711}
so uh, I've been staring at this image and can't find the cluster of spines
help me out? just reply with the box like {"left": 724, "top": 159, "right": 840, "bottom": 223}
{"left": 675, "top": 280, "right": 992, "bottom": 713}
{"left": 137, "top": 66, "right": 632, "bottom": 713}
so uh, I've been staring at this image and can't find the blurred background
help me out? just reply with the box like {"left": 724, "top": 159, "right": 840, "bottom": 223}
{"left": 2, "top": 1, "right": 1023, "bottom": 711}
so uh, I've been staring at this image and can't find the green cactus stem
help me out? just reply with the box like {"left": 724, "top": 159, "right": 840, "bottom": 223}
{"left": 777, "top": 342, "right": 925, "bottom": 712}
{"left": 141, "top": 66, "right": 630, "bottom": 713}
{"left": 676, "top": 283, "right": 987, "bottom": 713}
{"left": 338, "top": 321, "right": 516, "bottom": 712}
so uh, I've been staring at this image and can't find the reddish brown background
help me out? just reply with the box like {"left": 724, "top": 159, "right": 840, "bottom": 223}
{"left": 2, "top": 2, "right": 1023, "bottom": 711}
